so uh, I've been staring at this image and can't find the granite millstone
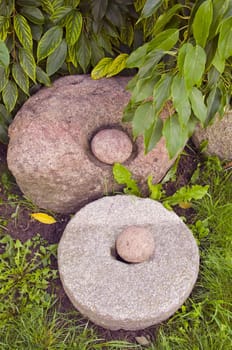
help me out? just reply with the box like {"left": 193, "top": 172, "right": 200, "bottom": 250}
{"left": 193, "top": 111, "right": 232, "bottom": 160}
{"left": 58, "top": 195, "right": 200, "bottom": 330}
{"left": 7, "top": 75, "right": 176, "bottom": 214}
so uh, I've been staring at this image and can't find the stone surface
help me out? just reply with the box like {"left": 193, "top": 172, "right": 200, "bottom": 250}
{"left": 91, "top": 128, "right": 133, "bottom": 164}
{"left": 116, "top": 225, "right": 155, "bottom": 263}
{"left": 7, "top": 75, "right": 176, "bottom": 214}
{"left": 58, "top": 195, "right": 199, "bottom": 330}
{"left": 193, "top": 111, "right": 232, "bottom": 160}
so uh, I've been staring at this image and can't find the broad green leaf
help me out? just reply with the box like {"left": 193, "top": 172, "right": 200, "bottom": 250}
{"left": 183, "top": 44, "right": 206, "bottom": 89}
{"left": 207, "top": 66, "right": 220, "bottom": 88}
{"left": 148, "top": 176, "right": 163, "bottom": 200}
{"left": 106, "top": 53, "right": 128, "bottom": 77}
{"left": 137, "top": 50, "right": 165, "bottom": 78}
{"left": 113, "top": 163, "right": 141, "bottom": 196}
{"left": 192, "top": 0, "right": 213, "bottom": 48}
{"left": 20, "top": 6, "right": 45, "bottom": 25}
{"left": 14, "top": 14, "right": 33, "bottom": 50}
{"left": 0, "top": 66, "right": 7, "bottom": 92}
{"left": 0, "top": 16, "right": 10, "bottom": 41}
{"left": 209, "top": 0, "right": 229, "bottom": 38}
{"left": 206, "top": 87, "right": 222, "bottom": 125}
{"left": 36, "top": 66, "right": 51, "bottom": 86}
{"left": 177, "top": 43, "right": 192, "bottom": 75}
{"left": 0, "top": 103, "right": 11, "bottom": 124}
{"left": 89, "top": 38, "right": 105, "bottom": 66}
{"left": 0, "top": 40, "right": 9, "bottom": 68}
{"left": 66, "top": 11, "right": 82, "bottom": 46}
{"left": 144, "top": 116, "right": 163, "bottom": 153}
{"left": 91, "top": 0, "right": 108, "bottom": 22}
{"left": 212, "top": 49, "right": 225, "bottom": 73}
{"left": 163, "top": 113, "right": 189, "bottom": 159}
{"left": 19, "top": 47, "right": 36, "bottom": 82}
{"left": 140, "top": 0, "right": 162, "bottom": 19}
{"left": 122, "top": 101, "right": 140, "bottom": 123}
{"left": 152, "top": 4, "right": 182, "bottom": 35}
{"left": 30, "top": 23, "right": 43, "bottom": 41}
{"left": 46, "top": 39, "right": 67, "bottom": 76}
{"left": 76, "top": 33, "right": 91, "bottom": 72}
{"left": 189, "top": 87, "right": 207, "bottom": 125}
{"left": 218, "top": 17, "right": 232, "bottom": 59}
{"left": 148, "top": 29, "right": 179, "bottom": 51}
{"left": 91, "top": 57, "right": 113, "bottom": 79}
{"left": 171, "top": 75, "right": 191, "bottom": 125}
{"left": 37, "top": 26, "right": 63, "bottom": 61}
{"left": 132, "top": 101, "right": 154, "bottom": 137}
{"left": 131, "top": 76, "right": 158, "bottom": 103}
{"left": 126, "top": 43, "right": 149, "bottom": 68}
{"left": 2, "top": 81, "right": 18, "bottom": 112}
{"left": 51, "top": 6, "right": 72, "bottom": 24}
{"left": 41, "top": 0, "right": 54, "bottom": 14}
{"left": 164, "top": 185, "right": 209, "bottom": 206}
{"left": 31, "top": 212, "right": 56, "bottom": 224}
{"left": 153, "top": 74, "right": 172, "bottom": 115}
{"left": 120, "top": 23, "right": 134, "bottom": 47}
{"left": 12, "top": 62, "right": 29, "bottom": 95}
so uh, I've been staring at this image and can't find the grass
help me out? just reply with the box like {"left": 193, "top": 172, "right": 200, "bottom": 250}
{"left": 0, "top": 155, "right": 231, "bottom": 349}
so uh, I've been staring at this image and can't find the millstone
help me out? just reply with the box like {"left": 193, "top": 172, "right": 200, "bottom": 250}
{"left": 58, "top": 195, "right": 199, "bottom": 330}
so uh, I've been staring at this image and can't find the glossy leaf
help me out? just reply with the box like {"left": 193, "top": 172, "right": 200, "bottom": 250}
{"left": 41, "top": 0, "right": 54, "bottom": 14}
{"left": 51, "top": 6, "right": 73, "bottom": 24}
{"left": 132, "top": 101, "right": 154, "bottom": 137}
{"left": 76, "top": 33, "right": 91, "bottom": 72}
{"left": 19, "top": 47, "right": 36, "bottom": 82}
{"left": 209, "top": 0, "right": 229, "bottom": 38}
{"left": 46, "top": 39, "right": 67, "bottom": 76}
{"left": 2, "top": 81, "right": 18, "bottom": 112}
{"left": 0, "top": 66, "right": 7, "bottom": 92}
{"left": 218, "top": 17, "right": 232, "bottom": 59}
{"left": 20, "top": 6, "right": 45, "bottom": 25}
{"left": 31, "top": 212, "right": 56, "bottom": 224}
{"left": 189, "top": 87, "right": 207, "bottom": 125}
{"left": 14, "top": 14, "right": 33, "bottom": 50}
{"left": 0, "top": 16, "right": 10, "bottom": 41}
{"left": 141, "top": 0, "right": 162, "bottom": 19}
{"left": 177, "top": 43, "right": 191, "bottom": 75}
{"left": 153, "top": 74, "right": 172, "bottom": 115}
{"left": 163, "top": 113, "right": 189, "bottom": 159}
{"left": 192, "top": 0, "right": 213, "bottom": 48}
{"left": 171, "top": 75, "right": 191, "bottom": 125}
{"left": 66, "top": 11, "right": 82, "bottom": 46}
{"left": 126, "top": 43, "right": 149, "bottom": 68}
{"left": 91, "top": 57, "right": 113, "bottom": 79}
{"left": 183, "top": 44, "right": 206, "bottom": 89}
{"left": 12, "top": 63, "right": 29, "bottom": 95}
{"left": 0, "top": 40, "right": 9, "bottom": 68}
{"left": 106, "top": 53, "right": 128, "bottom": 77}
{"left": 148, "top": 29, "right": 179, "bottom": 51}
{"left": 152, "top": 4, "right": 182, "bottom": 35}
{"left": 37, "top": 26, "right": 63, "bottom": 61}
{"left": 36, "top": 66, "right": 51, "bottom": 86}
{"left": 144, "top": 116, "right": 163, "bottom": 153}
{"left": 212, "top": 49, "right": 225, "bottom": 73}
{"left": 131, "top": 76, "right": 158, "bottom": 103}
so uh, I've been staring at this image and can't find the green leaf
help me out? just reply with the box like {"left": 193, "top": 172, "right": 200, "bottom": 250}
{"left": 36, "top": 66, "right": 51, "bottom": 86}
{"left": 91, "top": 0, "right": 108, "bottom": 22}
{"left": 0, "top": 16, "right": 10, "bottom": 41}
{"left": 140, "top": 0, "right": 162, "bottom": 19}
{"left": 0, "top": 40, "right": 9, "bottom": 68}
{"left": 131, "top": 76, "right": 158, "bottom": 103}
{"left": 20, "top": 6, "right": 45, "bottom": 25}
{"left": 189, "top": 87, "right": 207, "bottom": 125}
{"left": 171, "top": 75, "right": 191, "bottom": 126}
{"left": 2, "top": 81, "right": 18, "bottom": 112}
{"left": 209, "top": 0, "right": 229, "bottom": 38}
{"left": 205, "top": 87, "right": 222, "bottom": 125}
{"left": 177, "top": 43, "right": 191, "bottom": 75}
{"left": 91, "top": 57, "right": 113, "bottom": 80}
{"left": 192, "top": 0, "right": 213, "bottom": 48}
{"left": 132, "top": 101, "right": 154, "bottom": 138}
{"left": 65, "top": 11, "right": 82, "bottom": 46}
{"left": 113, "top": 163, "right": 141, "bottom": 196}
{"left": 0, "top": 66, "right": 7, "bottom": 92}
{"left": 212, "top": 49, "right": 225, "bottom": 73}
{"left": 147, "top": 175, "right": 163, "bottom": 200}
{"left": 12, "top": 62, "right": 29, "bottom": 95}
{"left": 183, "top": 44, "right": 206, "bottom": 89}
{"left": 163, "top": 185, "right": 209, "bottom": 206}
{"left": 126, "top": 43, "right": 149, "bottom": 68}
{"left": 51, "top": 6, "right": 73, "bottom": 24}
{"left": 37, "top": 26, "right": 63, "bottom": 61}
{"left": 218, "top": 17, "right": 232, "bottom": 59}
{"left": 144, "top": 116, "right": 163, "bottom": 153}
{"left": 76, "top": 33, "right": 91, "bottom": 72}
{"left": 41, "top": 0, "right": 54, "bottom": 14}
{"left": 137, "top": 50, "right": 165, "bottom": 78}
{"left": 163, "top": 113, "right": 189, "bottom": 159}
{"left": 148, "top": 29, "right": 179, "bottom": 51}
{"left": 153, "top": 74, "right": 173, "bottom": 115}
{"left": 19, "top": 47, "right": 36, "bottom": 82}
{"left": 46, "top": 39, "right": 67, "bottom": 76}
{"left": 14, "top": 14, "right": 33, "bottom": 50}
{"left": 152, "top": 4, "right": 182, "bottom": 35}
{"left": 106, "top": 53, "right": 128, "bottom": 78}
{"left": 122, "top": 101, "right": 140, "bottom": 123}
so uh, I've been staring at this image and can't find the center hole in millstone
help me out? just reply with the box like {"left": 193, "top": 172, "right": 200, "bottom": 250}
{"left": 90, "top": 127, "right": 133, "bottom": 165}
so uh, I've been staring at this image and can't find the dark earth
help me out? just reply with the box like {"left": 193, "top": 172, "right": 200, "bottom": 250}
{"left": 0, "top": 140, "right": 199, "bottom": 344}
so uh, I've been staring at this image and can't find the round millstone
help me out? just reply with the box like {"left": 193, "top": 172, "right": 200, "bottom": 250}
{"left": 58, "top": 195, "right": 200, "bottom": 331}
{"left": 116, "top": 225, "right": 155, "bottom": 263}
{"left": 91, "top": 129, "right": 133, "bottom": 164}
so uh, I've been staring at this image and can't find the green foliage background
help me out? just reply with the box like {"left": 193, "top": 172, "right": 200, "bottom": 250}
{"left": 0, "top": 0, "right": 231, "bottom": 157}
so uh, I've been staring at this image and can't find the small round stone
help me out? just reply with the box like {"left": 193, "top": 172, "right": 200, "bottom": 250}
{"left": 116, "top": 225, "right": 155, "bottom": 263}
{"left": 91, "top": 129, "right": 133, "bottom": 165}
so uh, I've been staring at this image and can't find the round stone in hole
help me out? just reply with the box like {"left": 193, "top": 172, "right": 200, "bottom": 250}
{"left": 116, "top": 225, "right": 155, "bottom": 263}
{"left": 91, "top": 128, "right": 133, "bottom": 165}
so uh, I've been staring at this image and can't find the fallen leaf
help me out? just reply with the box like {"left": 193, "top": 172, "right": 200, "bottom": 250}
{"left": 31, "top": 212, "right": 56, "bottom": 224}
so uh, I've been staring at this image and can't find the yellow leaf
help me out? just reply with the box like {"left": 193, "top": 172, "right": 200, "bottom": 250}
{"left": 179, "top": 202, "right": 192, "bottom": 209}
{"left": 91, "top": 57, "right": 113, "bottom": 80}
{"left": 106, "top": 53, "right": 128, "bottom": 77}
{"left": 31, "top": 212, "right": 56, "bottom": 224}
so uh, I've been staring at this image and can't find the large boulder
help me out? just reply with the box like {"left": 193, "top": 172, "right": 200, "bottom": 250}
{"left": 7, "top": 75, "right": 175, "bottom": 213}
